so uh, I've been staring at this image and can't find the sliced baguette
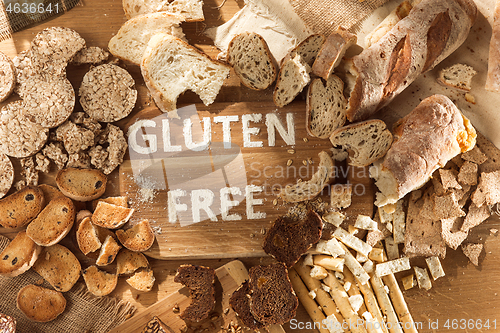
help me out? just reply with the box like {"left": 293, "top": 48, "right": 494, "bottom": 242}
{"left": 126, "top": 268, "right": 155, "bottom": 291}
{"left": 32, "top": 244, "right": 81, "bottom": 292}
{"left": 92, "top": 201, "right": 135, "bottom": 229}
{"left": 0, "top": 231, "right": 41, "bottom": 277}
{"left": 116, "top": 219, "right": 155, "bottom": 251}
{"left": 76, "top": 217, "right": 102, "bottom": 255}
{"left": 17, "top": 285, "right": 66, "bottom": 322}
{"left": 141, "top": 33, "right": 231, "bottom": 115}
{"left": 273, "top": 53, "right": 310, "bottom": 108}
{"left": 0, "top": 185, "right": 44, "bottom": 228}
{"left": 26, "top": 196, "right": 75, "bottom": 246}
{"left": 122, "top": 0, "right": 204, "bottom": 21}
{"left": 278, "top": 151, "right": 334, "bottom": 203}
{"left": 56, "top": 167, "right": 107, "bottom": 201}
{"left": 91, "top": 196, "right": 129, "bottom": 211}
{"left": 38, "top": 184, "right": 65, "bottom": 203}
{"left": 116, "top": 248, "right": 149, "bottom": 275}
{"left": 227, "top": 32, "right": 277, "bottom": 90}
{"left": 329, "top": 119, "right": 393, "bottom": 167}
{"left": 306, "top": 74, "right": 347, "bottom": 139}
{"left": 96, "top": 235, "right": 122, "bottom": 266}
{"left": 108, "top": 12, "right": 186, "bottom": 66}
{"left": 437, "top": 63, "right": 477, "bottom": 91}
{"left": 82, "top": 265, "right": 118, "bottom": 296}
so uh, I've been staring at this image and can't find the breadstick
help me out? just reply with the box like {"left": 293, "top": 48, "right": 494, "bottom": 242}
{"left": 339, "top": 243, "right": 371, "bottom": 285}
{"left": 289, "top": 267, "right": 331, "bottom": 333}
{"left": 357, "top": 278, "right": 389, "bottom": 333}
{"left": 314, "top": 255, "right": 345, "bottom": 272}
{"left": 370, "top": 274, "right": 404, "bottom": 333}
{"left": 343, "top": 268, "right": 368, "bottom": 315}
{"left": 324, "top": 272, "right": 368, "bottom": 333}
{"left": 381, "top": 274, "right": 418, "bottom": 333}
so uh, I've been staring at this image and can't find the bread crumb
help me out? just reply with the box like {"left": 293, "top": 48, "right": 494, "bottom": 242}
{"left": 490, "top": 228, "right": 498, "bottom": 235}
{"left": 465, "top": 92, "right": 476, "bottom": 104}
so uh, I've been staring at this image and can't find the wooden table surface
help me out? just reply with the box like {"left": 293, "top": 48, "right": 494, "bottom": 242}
{"left": 1, "top": 0, "right": 500, "bottom": 332}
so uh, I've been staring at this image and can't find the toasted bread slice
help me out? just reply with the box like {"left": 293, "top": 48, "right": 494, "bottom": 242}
{"left": 96, "top": 235, "right": 122, "bottom": 266}
{"left": 116, "top": 219, "right": 155, "bottom": 251}
{"left": 116, "top": 249, "right": 149, "bottom": 275}
{"left": 17, "top": 284, "right": 66, "bottom": 322}
{"left": 126, "top": 268, "right": 155, "bottom": 292}
{"left": 33, "top": 244, "right": 81, "bottom": 292}
{"left": 26, "top": 196, "right": 75, "bottom": 246}
{"left": 38, "top": 184, "right": 65, "bottom": 203}
{"left": 0, "top": 231, "right": 41, "bottom": 277}
{"left": 91, "top": 196, "right": 129, "bottom": 211}
{"left": 82, "top": 265, "right": 118, "bottom": 296}
{"left": 0, "top": 186, "right": 44, "bottom": 228}
{"left": 92, "top": 201, "right": 135, "bottom": 229}
{"left": 76, "top": 217, "right": 102, "bottom": 255}
{"left": 56, "top": 167, "right": 107, "bottom": 201}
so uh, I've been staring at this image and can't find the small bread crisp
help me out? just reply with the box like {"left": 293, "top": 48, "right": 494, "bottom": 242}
{"left": 116, "top": 219, "right": 155, "bottom": 251}
{"left": 92, "top": 196, "right": 129, "bottom": 211}
{"left": 82, "top": 265, "right": 118, "bottom": 296}
{"left": 0, "top": 231, "right": 41, "bottom": 277}
{"left": 116, "top": 249, "right": 149, "bottom": 275}
{"left": 0, "top": 51, "right": 15, "bottom": 102}
{"left": 17, "top": 284, "right": 66, "bottom": 322}
{"left": 126, "top": 268, "right": 155, "bottom": 292}
{"left": 461, "top": 243, "right": 483, "bottom": 266}
{"left": 56, "top": 167, "right": 107, "bottom": 201}
{"left": 96, "top": 235, "right": 122, "bottom": 266}
{"left": 437, "top": 63, "right": 477, "bottom": 91}
{"left": 76, "top": 217, "right": 102, "bottom": 255}
{"left": 92, "top": 201, "right": 135, "bottom": 229}
{"left": 0, "top": 185, "right": 44, "bottom": 228}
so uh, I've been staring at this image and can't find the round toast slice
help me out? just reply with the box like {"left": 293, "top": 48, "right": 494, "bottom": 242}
{"left": 82, "top": 265, "right": 118, "bottom": 296}
{"left": 17, "top": 284, "right": 66, "bottom": 322}
{"left": 76, "top": 216, "right": 102, "bottom": 255}
{"left": 92, "top": 201, "right": 134, "bottom": 229}
{"left": 116, "top": 248, "right": 149, "bottom": 275}
{"left": 56, "top": 167, "right": 107, "bottom": 201}
{"left": 0, "top": 186, "right": 44, "bottom": 228}
{"left": 116, "top": 219, "right": 155, "bottom": 251}
{"left": 0, "top": 231, "right": 41, "bottom": 277}
{"left": 126, "top": 268, "right": 155, "bottom": 292}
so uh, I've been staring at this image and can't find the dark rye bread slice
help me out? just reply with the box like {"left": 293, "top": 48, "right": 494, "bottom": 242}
{"left": 0, "top": 186, "right": 44, "bottom": 228}
{"left": 0, "top": 231, "right": 41, "bottom": 277}
{"left": 248, "top": 263, "right": 298, "bottom": 326}
{"left": 263, "top": 210, "right": 323, "bottom": 267}
{"left": 174, "top": 264, "right": 216, "bottom": 322}
{"left": 229, "top": 281, "right": 266, "bottom": 330}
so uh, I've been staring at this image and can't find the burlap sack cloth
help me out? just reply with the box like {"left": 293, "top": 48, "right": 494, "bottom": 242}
{"left": 0, "top": 235, "right": 136, "bottom": 333}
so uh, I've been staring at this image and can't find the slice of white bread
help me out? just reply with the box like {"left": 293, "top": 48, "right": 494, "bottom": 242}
{"left": 122, "top": 0, "right": 204, "bottom": 21}
{"left": 116, "top": 248, "right": 149, "bottom": 275}
{"left": 116, "top": 219, "right": 155, "bottom": 252}
{"left": 108, "top": 13, "right": 186, "bottom": 66}
{"left": 92, "top": 201, "right": 135, "bottom": 229}
{"left": 141, "top": 33, "right": 231, "bottom": 115}
{"left": 306, "top": 74, "right": 347, "bottom": 139}
{"left": 312, "top": 28, "right": 357, "bottom": 81}
{"left": 76, "top": 217, "right": 102, "bottom": 255}
{"left": 273, "top": 53, "right": 310, "bottom": 108}
{"left": 0, "top": 186, "right": 44, "bottom": 228}
{"left": 329, "top": 119, "right": 393, "bottom": 167}
{"left": 26, "top": 196, "right": 75, "bottom": 247}
{"left": 227, "top": 32, "right": 277, "bottom": 90}
{"left": 0, "top": 231, "right": 41, "bottom": 277}
{"left": 33, "top": 244, "right": 81, "bottom": 292}
{"left": 437, "top": 63, "right": 477, "bottom": 91}
{"left": 56, "top": 168, "right": 107, "bottom": 202}
{"left": 278, "top": 151, "right": 334, "bottom": 203}
{"left": 17, "top": 284, "right": 66, "bottom": 322}
{"left": 96, "top": 235, "right": 122, "bottom": 266}
{"left": 82, "top": 265, "right": 118, "bottom": 296}
{"left": 126, "top": 268, "right": 155, "bottom": 291}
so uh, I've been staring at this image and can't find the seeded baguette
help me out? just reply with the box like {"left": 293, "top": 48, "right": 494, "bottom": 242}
{"left": 0, "top": 231, "right": 41, "bottom": 277}
{"left": 56, "top": 168, "right": 107, "bottom": 201}
{"left": 17, "top": 285, "right": 66, "bottom": 322}
{"left": 0, "top": 186, "right": 44, "bottom": 228}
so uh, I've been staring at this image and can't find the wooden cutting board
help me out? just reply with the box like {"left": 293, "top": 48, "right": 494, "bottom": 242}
{"left": 119, "top": 103, "right": 375, "bottom": 259}
{"left": 109, "top": 260, "right": 285, "bottom": 333}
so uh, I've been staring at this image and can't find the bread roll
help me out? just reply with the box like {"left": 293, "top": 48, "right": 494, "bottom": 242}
{"left": 371, "top": 94, "right": 476, "bottom": 207}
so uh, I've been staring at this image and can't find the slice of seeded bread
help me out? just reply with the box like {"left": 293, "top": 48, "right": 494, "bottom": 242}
{"left": 116, "top": 219, "right": 155, "bottom": 251}
{"left": 17, "top": 284, "right": 66, "bottom": 322}
{"left": 0, "top": 231, "right": 41, "bottom": 277}
{"left": 437, "top": 63, "right": 477, "bottom": 91}
{"left": 92, "top": 201, "right": 135, "bottom": 229}
{"left": 273, "top": 53, "right": 310, "bottom": 108}
{"left": 82, "top": 265, "right": 118, "bottom": 296}
{"left": 278, "top": 151, "right": 334, "bottom": 203}
{"left": 122, "top": 0, "right": 204, "bottom": 22}
{"left": 108, "top": 12, "right": 186, "bottom": 66}
{"left": 96, "top": 235, "right": 122, "bottom": 266}
{"left": 229, "top": 281, "right": 266, "bottom": 330}
{"left": 306, "top": 74, "right": 347, "bottom": 139}
{"left": 126, "top": 268, "right": 155, "bottom": 291}
{"left": 285, "top": 34, "right": 325, "bottom": 67}
{"left": 116, "top": 249, "right": 150, "bottom": 275}
{"left": 0, "top": 186, "right": 44, "bottom": 228}
{"left": 329, "top": 119, "right": 393, "bottom": 167}
{"left": 227, "top": 32, "right": 277, "bottom": 90}
{"left": 56, "top": 168, "right": 107, "bottom": 202}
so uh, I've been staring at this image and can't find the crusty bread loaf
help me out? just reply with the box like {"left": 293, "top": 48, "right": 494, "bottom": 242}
{"left": 0, "top": 231, "right": 41, "bottom": 277}
{"left": 0, "top": 185, "right": 44, "bottom": 228}
{"left": 0, "top": 312, "right": 16, "bottom": 332}
{"left": 278, "top": 151, "right": 334, "bottom": 202}
{"left": 273, "top": 54, "right": 310, "bottom": 108}
{"left": 141, "top": 33, "right": 231, "bottom": 115}
{"left": 122, "top": 0, "right": 204, "bottom": 21}
{"left": 56, "top": 168, "right": 107, "bottom": 201}
{"left": 248, "top": 263, "right": 298, "bottom": 326}
{"left": 312, "top": 28, "right": 356, "bottom": 81}
{"left": 126, "top": 268, "right": 155, "bottom": 291}
{"left": 96, "top": 235, "right": 122, "bottom": 266}
{"left": 306, "top": 74, "right": 347, "bottom": 139}
{"left": 33, "top": 244, "right": 81, "bottom": 292}
{"left": 82, "top": 265, "right": 118, "bottom": 296}
{"left": 76, "top": 217, "right": 102, "bottom": 255}
{"left": 329, "top": 119, "right": 393, "bottom": 167}
{"left": 227, "top": 32, "right": 277, "bottom": 90}
{"left": 116, "top": 219, "right": 155, "bottom": 251}
{"left": 0, "top": 51, "right": 15, "bottom": 102}
{"left": 174, "top": 264, "right": 215, "bottom": 322}
{"left": 229, "top": 281, "right": 266, "bottom": 330}
{"left": 92, "top": 201, "right": 135, "bottom": 229}
{"left": 344, "top": 0, "right": 477, "bottom": 122}
{"left": 108, "top": 13, "right": 185, "bottom": 66}
{"left": 371, "top": 95, "right": 476, "bottom": 207}
{"left": 17, "top": 284, "right": 66, "bottom": 322}
{"left": 437, "top": 63, "right": 477, "bottom": 91}
{"left": 26, "top": 196, "right": 75, "bottom": 246}
{"left": 116, "top": 248, "right": 149, "bottom": 275}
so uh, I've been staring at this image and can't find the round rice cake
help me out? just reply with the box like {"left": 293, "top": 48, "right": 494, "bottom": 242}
{"left": 21, "top": 76, "right": 75, "bottom": 128}
{"left": 0, "top": 153, "right": 14, "bottom": 199}
{"left": 0, "top": 101, "right": 49, "bottom": 158}
{"left": 0, "top": 51, "right": 15, "bottom": 102}
{"left": 79, "top": 64, "right": 137, "bottom": 122}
